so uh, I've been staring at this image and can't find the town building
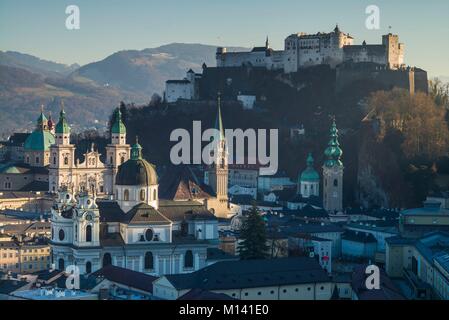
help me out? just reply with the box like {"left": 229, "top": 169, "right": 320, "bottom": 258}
{"left": 386, "top": 232, "right": 449, "bottom": 300}
{"left": 153, "top": 257, "right": 334, "bottom": 300}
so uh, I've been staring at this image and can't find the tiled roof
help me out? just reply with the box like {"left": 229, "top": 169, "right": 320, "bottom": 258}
{"left": 123, "top": 203, "right": 171, "bottom": 225}
{"left": 159, "top": 165, "right": 214, "bottom": 201}
{"left": 164, "top": 257, "right": 331, "bottom": 291}
{"left": 178, "top": 288, "right": 234, "bottom": 300}
{"left": 91, "top": 265, "right": 157, "bottom": 293}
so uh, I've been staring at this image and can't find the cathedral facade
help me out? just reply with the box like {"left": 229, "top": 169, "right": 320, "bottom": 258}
{"left": 48, "top": 108, "right": 130, "bottom": 195}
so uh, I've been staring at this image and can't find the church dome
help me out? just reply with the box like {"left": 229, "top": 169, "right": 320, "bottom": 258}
{"left": 300, "top": 153, "right": 319, "bottom": 182}
{"left": 115, "top": 140, "right": 158, "bottom": 186}
{"left": 24, "top": 108, "right": 55, "bottom": 151}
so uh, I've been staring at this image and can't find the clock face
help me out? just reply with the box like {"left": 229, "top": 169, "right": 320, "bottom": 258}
{"left": 85, "top": 214, "right": 93, "bottom": 221}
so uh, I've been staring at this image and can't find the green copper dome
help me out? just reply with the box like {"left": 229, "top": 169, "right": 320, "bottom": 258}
{"left": 55, "top": 109, "right": 70, "bottom": 134}
{"left": 24, "top": 129, "right": 55, "bottom": 151}
{"left": 115, "top": 139, "right": 158, "bottom": 186}
{"left": 324, "top": 120, "right": 343, "bottom": 167}
{"left": 300, "top": 153, "right": 319, "bottom": 182}
{"left": 24, "top": 110, "right": 55, "bottom": 151}
{"left": 111, "top": 108, "right": 126, "bottom": 134}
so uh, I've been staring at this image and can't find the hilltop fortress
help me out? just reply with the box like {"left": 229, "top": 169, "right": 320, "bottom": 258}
{"left": 216, "top": 25, "right": 404, "bottom": 73}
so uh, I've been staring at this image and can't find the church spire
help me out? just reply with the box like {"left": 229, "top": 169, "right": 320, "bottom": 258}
{"left": 111, "top": 107, "right": 126, "bottom": 134}
{"left": 215, "top": 93, "right": 225, "bottom": 142}
{"left": 324, "top": 119, "right": 343, "bottom": 167}
{"left": 266, "top": 36, "right": 269, "bottom": 49}
{"left": 131, "top": 136, "right": 142, "bottom": 160}
{"left": 55, "top": 101, "right": 70, "bottom": 134}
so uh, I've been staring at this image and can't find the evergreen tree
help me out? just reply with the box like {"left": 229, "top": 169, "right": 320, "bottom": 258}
{"left": 237, "top": 205, "right": 269, "bottom": 260}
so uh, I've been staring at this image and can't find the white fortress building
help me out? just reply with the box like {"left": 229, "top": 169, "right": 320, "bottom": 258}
{"left": 216, "top": 25, "right": 405, "bottom": 73}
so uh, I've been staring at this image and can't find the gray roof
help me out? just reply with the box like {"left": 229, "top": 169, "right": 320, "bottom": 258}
{"left": 164, "top": 257, "right": 331, "bottom": 290}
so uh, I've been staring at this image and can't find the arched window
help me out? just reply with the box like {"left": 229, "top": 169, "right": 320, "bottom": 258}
{"left": 53, "top": 157, "right": 56, "bottom": 165}
{"left": 144, "top": 252, "right": 154, "bottom": 270}
{"left": 333, "top": 179, "right": 338, "bottom": 187}
{"left": 64, "top": 157, "right": 68, "bottom": 165}
{"left": 86, "top": 225, "right": 92, "bottom": 242}
{"left": 140, "top": 189, "right": 145, "bottom": 201}
{"left": 103, "top": 253, "right": 112, "bottom": 267}
{"left": 124, "top": 189, "right": 129, "bottom": 201}
{"left": 59, "top": 229, "right": 65, "bottom": 241}
{"left": 110, "top": 156, "right": 113, "bottom": 164}
{"left": 58, "top": 258, "right": 65, "bottom": 271}
{"left": 86, "top": 261, "right": 92, "bottom": 274}
{"left": 184, "top": 250, "right": 194, "bottom": 268}
{"left": 153, "top": 189, "right": 157, "bottom": 201}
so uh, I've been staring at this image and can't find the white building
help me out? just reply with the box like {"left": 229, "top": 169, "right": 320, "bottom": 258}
{"left": 165, "top": 69, "right": 201, "bottom": 103}
{"left": 50, "top": 142, "right": 220, "bottom": 277}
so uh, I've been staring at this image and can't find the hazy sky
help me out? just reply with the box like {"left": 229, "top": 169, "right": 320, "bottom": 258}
{"left": 1, "top": 0, "right": 448, "bottom": 77}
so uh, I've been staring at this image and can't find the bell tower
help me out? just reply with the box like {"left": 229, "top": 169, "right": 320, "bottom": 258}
{"left": 207, "top": 94, "right": 229, "bottom": 217}
{"left": 105, "top": 107, "right": 131, "bottom": 195}
{"left": 49, "top": 104, "right": 76, "bottom": 193}
{"left": 322, "top": 119, "right": 344, "bottom": 212}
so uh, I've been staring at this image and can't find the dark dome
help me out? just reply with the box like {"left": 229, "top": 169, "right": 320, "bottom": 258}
{"left": 115, "top": 158, "right": 158, "bottom": 186}
{"left": 115, "top": 141, "right": 158, "bottom": 186}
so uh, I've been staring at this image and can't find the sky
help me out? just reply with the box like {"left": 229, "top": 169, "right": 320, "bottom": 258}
{"left": 1, "top": 0, "right": 449, "bottom": 77}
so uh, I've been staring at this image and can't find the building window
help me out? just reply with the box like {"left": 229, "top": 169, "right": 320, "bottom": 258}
{"left": 59, "top": 229, "right": 65, "bottom": 241}
{"left": 64, "top": 157, "right": 68, "bottom": 165}
{"left": 184, "top": 250, "right": 194, "bottom": 268}
{"left": 333, "top": 179, "right": 338, "bottom": 187}
{"left": 110, "top": 156, "right": 113, "bottom": 164}
{"left": 103, "top": 253, "right": 112, "bottom": 267}
{"left": 58, "top": 258, "right": 65, "bottom": 271}
{"left": 145, "top": 229, "right": 153, "bottom": 241}
{"left": 140, "top": 189, "right": 145, "bottom": 201}
{"left": 86, "top": 225, "right": 92, "bottom": 242}
{"left": 53, "top": 157, "right": 56, "bottom": 165}
{"left": 35, "top": 157, "right": 39, "bottom": 164}
{"left": 153, "top": 189, "right": 157, "bottom": 201}
{"left": 144, "top": 252, "right": 154, "bottom": 270}
{"left": 124, "top": 189, "right": 129, "bottom": 201}
{"left": 86, "top": 261, "right": 92, "bottom": 274}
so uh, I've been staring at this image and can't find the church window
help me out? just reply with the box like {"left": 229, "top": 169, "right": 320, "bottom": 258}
{"left": 86, "top": 225, "right": 92, "bottom": 242}
{"left": 64, "top": 157, "right": 68, "bottom": 165}
{"left": 184, "top": 250, "right": 194, "bottom": 268}
{"left": 75, "top": 225, "right": 78, "bottom": 239}
{"left": 124, "top": 189, "right": 129, "bottom": 201}
{"left": 333, "top": 179, "right": 338, "bottom": 187}
{"left": 102, "top": 253, "right": 112, "bottom": 267}
{"left": 59, "top": 229, "right": 65, "bottom": 241}
{"left": 140, "top": 189, "right": 145, "bottom": 201}
{"left": 153, "top": 189, "right": 157, "bottom": 201}
{"left": 58, "top": 258, "right": 65, "bottom": 271}
{"left": 110, "top": 156, "right": 113, "bottom": 164}
{"left": 144, "top": 252, "right": 154, "bottom": 270}
{"left": 100, "top": 185, "right": 104, "bottom": 193}
{"left": 26, "top": 156, "right": 30, "bottom": 163}
{"left": 53, "top": 157, "right": 56, "bottom": 165}
{"left": 145, "top": 229, "right": 154, "bottom": 241}
{"left": 86, "top": 261, "right": 92, "bottom": 274}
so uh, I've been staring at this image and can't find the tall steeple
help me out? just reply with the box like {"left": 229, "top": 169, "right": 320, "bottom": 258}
{"left": 265, "top": 36, "right": 270, "bottom": 49}
{"left": 208, "top": 93, "right": 229, "bottom": 218}
{"left": 322, "top": 119, "right": 344, "bottom": 212}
